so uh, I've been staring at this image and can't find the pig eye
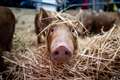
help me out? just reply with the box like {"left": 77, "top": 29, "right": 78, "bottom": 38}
{"left": 71, "top": 29, "right": 74, "bottom": 32}
{"left": 50, "top": 28, "right": 54, "bottom": 32}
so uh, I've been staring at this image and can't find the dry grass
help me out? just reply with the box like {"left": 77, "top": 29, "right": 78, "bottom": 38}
{"left": 0, "top": 8, "right": 120, "bottom": 80}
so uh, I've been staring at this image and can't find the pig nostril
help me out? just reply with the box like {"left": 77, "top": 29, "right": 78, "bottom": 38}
{"left": 54, "top": 51, "right": 59, "bottom": 55}
{"left": 65, "top": 51, "right": 69, "bottom": 55}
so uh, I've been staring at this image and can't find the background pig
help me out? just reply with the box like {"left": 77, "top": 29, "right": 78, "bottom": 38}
{"left": 0, "top": 6, "right": 16, "bottom": 52}
{"left": 34, "top": 8, "right": 77, "bottom": 64}
{"left": 80, "top": 12, "right": 116, "bottom": 36}
{"left": 0, "top": 6, "right": 15, "bottom": 72}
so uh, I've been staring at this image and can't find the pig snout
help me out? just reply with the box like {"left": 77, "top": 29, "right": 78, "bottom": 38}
{"left": 51, "top": 45, "right": 72, "bottom": 64}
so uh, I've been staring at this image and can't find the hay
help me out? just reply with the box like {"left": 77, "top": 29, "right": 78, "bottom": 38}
{"left": 0, "top": 8, "right": 120, "bottom": 80}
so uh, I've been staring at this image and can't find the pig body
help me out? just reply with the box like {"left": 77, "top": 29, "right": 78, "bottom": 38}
{"left": 0, "top": 6, "right": 15, "bottom": 51}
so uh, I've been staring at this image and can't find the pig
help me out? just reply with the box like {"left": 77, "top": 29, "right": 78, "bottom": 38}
{"left": 100, "top": 12, "right": 120, "bottom": 25}
{"left": 34, "top": 8, "right": 77, "bottom": 64}
{"left": 0, "top": 6, "right": 16, "bottom": 52}
{"left": 79, "top": 11, "right": 116, "bottom": 37}
{"left": 0, "top": 6, "right": 15, "bottom": 72}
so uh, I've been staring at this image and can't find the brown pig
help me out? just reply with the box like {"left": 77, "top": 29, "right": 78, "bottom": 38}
{"left": 34, "top": 8, "right": 77, "bottom": 64}
{"left": 80, "top": 12, "right": 116, "bottom": 36}
{"left": 0, "top": 6, "right": 15, "bottom": 72}
{"left": 0, "top": 6, "right": 16, "bottom": 52}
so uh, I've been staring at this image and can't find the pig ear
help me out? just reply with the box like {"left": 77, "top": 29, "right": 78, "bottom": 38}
{"left": 35, "top": 8, "right": 53, "bottom": 34}
{"left": 39, "top": 8, "right": 52, "bottom": 27}
{"left": 71, "top": 21, "right": 86, "bottom": 37}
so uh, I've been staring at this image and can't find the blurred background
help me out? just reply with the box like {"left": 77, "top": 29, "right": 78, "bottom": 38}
{"left": 0, "top": 0, "right": 120, "bottom": 12}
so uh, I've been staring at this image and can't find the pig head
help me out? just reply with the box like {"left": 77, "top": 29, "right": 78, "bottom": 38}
{"left": 47, "top": 23, "right": 77, "bottom": 64}
{"left": 35, "top": 8, "right": 77, "bottom": 64}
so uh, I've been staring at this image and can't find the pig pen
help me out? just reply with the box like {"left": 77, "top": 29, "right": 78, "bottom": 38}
{"left": 0, "top": 8, "right": 120, "bottom": 80}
